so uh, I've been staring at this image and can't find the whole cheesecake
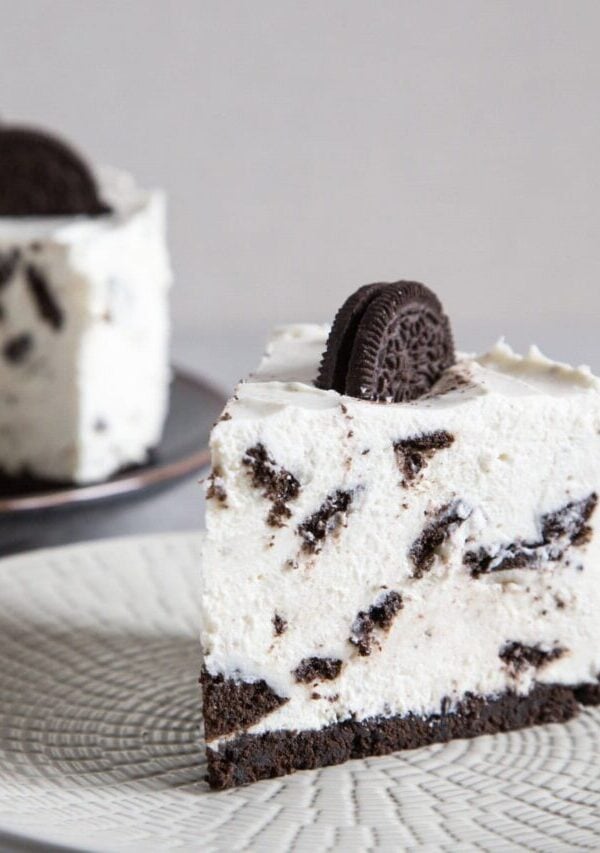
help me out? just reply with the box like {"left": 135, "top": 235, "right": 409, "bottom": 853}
{"left": 0, "top": 125, "right": 172, "bottom": 484}
{"left": 200, "top": 282, "right": 600, "bottom": 789}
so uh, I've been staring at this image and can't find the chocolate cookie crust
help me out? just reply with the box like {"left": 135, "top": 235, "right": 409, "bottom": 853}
{"left": 201, "top": 668, "right": 288, "bottom": 739}
{"left": 205, "top": 682, "right": 586, "bottom": 789}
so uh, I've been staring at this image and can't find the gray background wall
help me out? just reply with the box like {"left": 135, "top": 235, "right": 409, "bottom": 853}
{"left": 2, "top": 0, "right": 600, "bottom": 367}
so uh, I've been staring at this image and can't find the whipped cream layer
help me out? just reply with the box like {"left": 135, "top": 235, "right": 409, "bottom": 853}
{"left": 202, "top": 325, "right": 600, "bottom": 745}
{"left": 0, "top": 168, "right": 172, "bottom": 483}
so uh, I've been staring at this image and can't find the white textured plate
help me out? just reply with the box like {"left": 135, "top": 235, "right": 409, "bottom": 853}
{"left": 0, "top": 534, "right": 599, "bottom": 852}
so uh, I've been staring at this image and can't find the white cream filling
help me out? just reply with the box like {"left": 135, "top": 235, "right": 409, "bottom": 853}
{"left": 0, "top": 168, "right": 172, "bottom": 483}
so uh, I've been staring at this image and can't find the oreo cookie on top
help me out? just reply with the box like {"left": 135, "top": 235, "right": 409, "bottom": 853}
{"left": 316, "top": 281, "right": 455, "bottom": 403}
{"left": 0, "top": 124, "right": 111, "bottom": 217}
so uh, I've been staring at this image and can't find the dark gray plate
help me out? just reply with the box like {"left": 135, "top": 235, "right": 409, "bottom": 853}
{"left": 0, "top": 368, "right": 225, "bottom": 515}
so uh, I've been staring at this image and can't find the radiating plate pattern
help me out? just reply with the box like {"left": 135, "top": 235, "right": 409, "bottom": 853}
{"left": 0, "top": 534, "right": 599, "bottom": 852}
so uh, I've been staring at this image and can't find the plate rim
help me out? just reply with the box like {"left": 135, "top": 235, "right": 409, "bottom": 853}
{"left": 0, "top": 530, "right": 203, "bottom": 567}
{"left": 0, "top": 368, "right": 223, "bottom": 515}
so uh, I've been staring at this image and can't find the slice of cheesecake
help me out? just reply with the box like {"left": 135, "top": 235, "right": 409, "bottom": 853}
{"left": 0, "top": 126, "right": 172, "bottom": 484}
{"left": 201, "top": 283, "right": 600, "bottom": 790}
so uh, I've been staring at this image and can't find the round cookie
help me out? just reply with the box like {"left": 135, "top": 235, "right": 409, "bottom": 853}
{"left": 317, "top": 281, "right": 455, "bottom": 402}
{"left": 0, "top": 125, "right": 110, "bottom": 217}
{"left": 316, "top": 282, "right": 388, "bottom": 393}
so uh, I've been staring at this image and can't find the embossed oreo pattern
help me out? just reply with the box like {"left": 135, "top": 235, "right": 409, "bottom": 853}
{"left": 317, "top": 281, "right": 455, "bottom": 402}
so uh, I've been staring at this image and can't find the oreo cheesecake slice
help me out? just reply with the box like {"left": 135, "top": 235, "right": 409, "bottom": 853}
{"left": 0, "top": 124, "right": 172, "bottom": 484}
{"left": 201, "top": 281, "right": 600, "bottom": 789}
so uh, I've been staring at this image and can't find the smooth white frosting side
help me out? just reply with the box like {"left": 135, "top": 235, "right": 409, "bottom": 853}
{"left": 0, "top": 169, "right": 172, "bottom": 483}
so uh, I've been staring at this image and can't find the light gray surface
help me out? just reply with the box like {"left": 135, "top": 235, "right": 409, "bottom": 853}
{"left": 3, "top": 0, "right": 600, "bottom": 338}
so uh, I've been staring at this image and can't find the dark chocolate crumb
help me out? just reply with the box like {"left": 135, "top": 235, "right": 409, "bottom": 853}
{"left": 297, "top": 489, "right": 354, "bottom": 554}
{"left": 350, "top": 590, "right": 404, "bottom": 655}
{"left": 206, "top": 468, "right": 228, "bottom": 504}
{"left": 311, "top": 692, "right": 321, "bottom": 700}
{"left": 394, "top": 430, "right": 454, "bottom": 486}
{"left": 26, "top": 265, "right": 64, "bottom": 330}
{"left": 467, "top": 492, "right": 597, "bottom": 577}
{"left": 219, "top": 412, "right": 232, "bottom": 421}
{"left": 349, "top": 614, "right": 375, "bottom": 657}
{"left": 410, "top": 501, "right": 471, "bottom": 578}
{"left": 294, "top": 656, "right": 343, "bottom": 683}
{"left": 361, "top": 449, "right": 370, "bottom": 455}
{"left": 201, "top": 668, "right": 288, "bottom": 739}
{"left": 3, "top": 333, "right": 33, "bottom": 364}
{"left": 242, "top": 443, "right": 300, "bottom": 528}
{"left": 93, "top": 418, "right": 108, "bottom": 433}
{"left": 347, "top": 430, "right": 354, "bottom": 438}
{"left": 440, "top": 696, "right": 452, "bottom": 715}
{"left": 272, "top": 613, "right": 287, "bottom": 636}
{"left": 465, "top": 543, "right": 538, "bottom": 576}
{"left": 500, "top": 642, "right": 566, "bottom": 676}
{"left": 0, "top": 249, "right": 19, "bottom": 289}
{"left": 542, "top": 493, "right": 597, "bottom": 546}
{"left": 369, "top": 590, "right": 404, "bottom": 629}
